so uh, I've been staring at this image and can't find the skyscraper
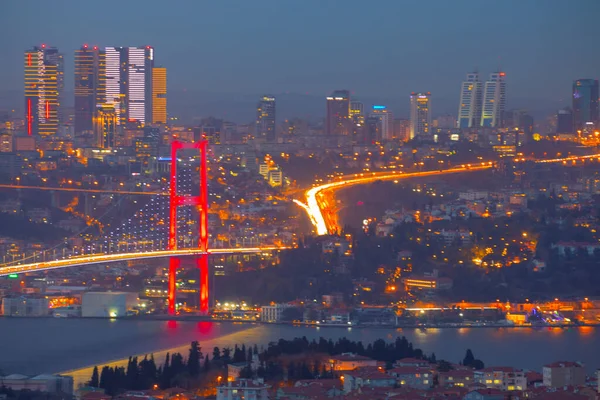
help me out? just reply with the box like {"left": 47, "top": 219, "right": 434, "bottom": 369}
{"left": 94, "top": 103, "right": 117, "bottom": 148}
{"left": 556, "top": 108, "right": 573, "bottom": 134}
{"left": 256, "top": 95, "right": 276, "bottom": 142}
{"left": 572, "top": 79, "right": 599, "bottom": 130}
{"left": 481, "top": 72, "right": 506, "bottom": 128}
{"left": 326, "top": 90, "right": 351, "bottom": 135}
{"left": 74, "top": 45, "right": 106, "bottom": 134}
{"left": 24, "top": 45, "right": 62, "bottom": 136}
{"left": 409, "top": 92, "right": 431, "bottom": 139}
{"left": 152, "top": 67, "right": 167, "bottom": 124}
{"left": 370, "top": 105, "right": 393, "bottom": 141}
{"left": 104, "top": 46, "right": 154, "bottom": 126}
{"left": 457, "top": 72, "right": 482, "bottom": 128}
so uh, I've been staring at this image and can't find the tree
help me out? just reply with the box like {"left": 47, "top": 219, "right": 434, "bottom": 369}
{"left": 437, "top": 360, "right": 453, "bottom": 372}
{"left": 472, "top": 359, "right": 485, "bottom": 370}
{"left": 187, "top": 341, "right": 202, "bottom": 377}
{"left": 89, "top": 366, "right": 99, "bottom": 388}
{"left": 463, "top": 349, "right": 475, "bottom": 367}
{"left": 204, "top": 354, "right": 211, "bottom": 373}
{"left": 212, "top": 347, "right": 221, "bottom": 361}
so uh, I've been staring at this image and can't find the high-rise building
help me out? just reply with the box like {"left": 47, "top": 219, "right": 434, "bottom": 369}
{"left": 256, "top": 95, "right": 276, "bottom": 142}
{"left": 481, "top": 72, "right": 506, "bottom": 128}
{"left": 409, "top": 92, "right": 431, "bottom": 139}
{"left": 24, "top": 45, "right": 63, "bottom": 136}
{"left": 350, "top": 101, "right": 365, "bottom": 139}
{"left": 370, "top": 105, "right": 393, "bottom": 141}
{"left": 457, "top": 72, "right": 482, "bottom": 128}
{"left": 572, "top": 79, "right": 599, "bottom": 130}
{"left": 326, "top": 90, "right": 351, "bottom": 135}
{"left": 556, "top": 108, "right": 574, "bottom": 134}
{"left": 393, "top": 118, "right": 410, "bottom": 142}
{"left": 152, "top": 67, "right": 167, "bottom": 124}
{"left": 94, "top": 103, "right": 117, "bottom": 148}
{"left": 104, "top": 46, "right": 154, "bottom": 126}
{"left": 74, "top": 45, "right": 106, "bottom": 135}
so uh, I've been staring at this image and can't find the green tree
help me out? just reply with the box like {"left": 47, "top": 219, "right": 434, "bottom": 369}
{"left": 463, "top": 349, "right": 475, "bottom": 366}
{"left": 212, "top": 347, "right": 221, "bottom": 361}
{"left": 187, "top": 342, "right": 202, "bottom": 377}
{"left": 204, "top": 354, "right": 211, "bottom": 373}
{"left": 89, "top": 366, "right": 99, "bottom": 388}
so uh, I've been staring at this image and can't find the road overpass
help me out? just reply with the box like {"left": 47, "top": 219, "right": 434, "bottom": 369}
{"left": 0, "top": 246, "right": 287, "bottom": 277}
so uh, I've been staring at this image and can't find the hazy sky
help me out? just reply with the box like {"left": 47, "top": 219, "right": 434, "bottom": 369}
{"left": 1, "top": 0, "right": 599, "bottom": 113}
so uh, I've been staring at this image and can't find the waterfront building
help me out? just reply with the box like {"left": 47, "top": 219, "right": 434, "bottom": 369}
{"left": 1, "top": 296, "right": 49, "bottom": 316}
{"left": 572, "top": 79, "right": 599, "bottom": 130}
{"left": 74, "top": 45, "right": 106, "bottom": 135}
{"left": 542, "top": 361, "right": 585, "bottom": 388}
{"left": 260, "top": 303, "right": 292, "bottom": 322}
{"left": 409, "top": 92, "right": 431, "bottom": 139}
{"left": 24, "top": 45, "right": 63, "bottom": 136}
{"left": 256, "top": 95, "right": 276, "bottom": 142}
{"left": 326, "top": 90, "right": 351, "bottom": 135}
{"left": 457, "top": 71, "right": 482, "bottom": 128}
{"left": 481, "top": 72, "right": 506, "bottom": 128}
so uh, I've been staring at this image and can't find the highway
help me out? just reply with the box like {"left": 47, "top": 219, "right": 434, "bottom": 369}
{"left": 299, "top": 163, "right": 494, "bottom": 235}
{"left": 0, "top": 246, "right": 287, "bottom": 276}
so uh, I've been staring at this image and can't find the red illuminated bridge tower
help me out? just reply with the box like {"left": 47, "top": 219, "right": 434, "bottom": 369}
{"left": 168, "top": 140, "right": 209, "bottom": 315}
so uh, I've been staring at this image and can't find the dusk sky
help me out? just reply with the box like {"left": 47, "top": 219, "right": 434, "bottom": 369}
{"left": 1, "top": 0, "right": 599, "bottom": 118}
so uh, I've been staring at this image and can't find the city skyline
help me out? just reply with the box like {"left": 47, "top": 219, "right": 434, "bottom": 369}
{"left": 2, "top": 0, "right": 600, "bottom": 119}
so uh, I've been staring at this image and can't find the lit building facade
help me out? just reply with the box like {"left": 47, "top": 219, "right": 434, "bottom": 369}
{"left": 326, "top": 90, "right": 351, "bottom": 135}
{"left": 24, "top": 45, "right": 63, "bottom": 136}
{"left": 94, "top": 104, "right": 117, "bottom": 149}
{"left": 481, "top": 72, "right": 506, "bottom": 128}
{"left": 104, "top": 46, "right": 154, "bottom": 126}
{"left": 151, "top": 67, "right": 167, "bottom": 124}
{"left": 572, "top": 79, "right": 599, "bottom": 130}
{"left": 74, "top": 45, "right": 106, "bottom": 134}
{"left": 457, "top": 72, "right": 482, "bottom": 128}
{"left": 370, "top": 105, "right": 393, "bottom": 141}
{"left": 256, "top": 95, "right": 276, "bottom": 142}
{"left": 409, "top": 92, "right": 431, "bottom": 139}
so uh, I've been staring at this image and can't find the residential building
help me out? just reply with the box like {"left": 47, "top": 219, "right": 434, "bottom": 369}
{"left": 387, "top": 366, "right": 432, "bottom": 389}
{"left": 342, "top": 370, "right": 396, "bottom": 393}
{"left": 370, "top": 105, "right": 393, "bottom": 141}
{"left": 542, "top": 361, "right": 585, "bottom": 388}
{"left": 464, "top": 388, "right": 507, "bottom": 400}
{"left": 572, "top": 79, "right": 599, "bottom": 130}
{"left": 216, "top": 379, "right": 270, "bottom": 400}
{"left": 481, "top": 72, "right": 506, "bottom": 128}
{"left": 74, "top": 45, "right": 105, "bottom": 135}
{"left": 393, "top": 118, "right": 410, "bottom": 141}
{"left": 0, "top": 134, "right": 12, "bottom": 152}
{"left": 458, "top": 71, "right": 483, "bottom": 128}
{"left": 474, "top": 367, "right": 526, "bottom": 391}
{"left": 256, "top": 95, "right": 276, "bottom": 142}
{"left": 260, "top": 303, "right": 292, "bottom": 322}
{"left": 326, "top": 90, "right": 351, "bottom": 135}
{"left": 24, "top": 45, "right": 63, "bottom": 136}
{"left": 438, "top": 369, "right": 474, "bottom": 387}
{"left": 410, "top": 92, "right": 432, "bottom": 139}
{"left": 328, "top": 353, "right": 378, "bottom": 371}
{"left": 151, "top": 67, "right": 167, "bottom": 124}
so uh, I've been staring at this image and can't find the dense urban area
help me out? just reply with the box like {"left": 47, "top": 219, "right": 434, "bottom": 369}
{"left": 2, "top": 3, "right": 600, "bottom": 399}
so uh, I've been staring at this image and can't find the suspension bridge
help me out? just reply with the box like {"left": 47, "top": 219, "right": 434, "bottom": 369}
{"left": 0, "top": 141, "right": 288, "bottom": 315}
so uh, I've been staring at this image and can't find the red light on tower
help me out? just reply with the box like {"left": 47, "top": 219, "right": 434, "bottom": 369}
{"left": 93, "top": 46, "right": 98, "bottom": 50}
{"left": 500, "top": 72, "right": 506, "bottom": 77}
{"left": 41, "top": 44, "right": 46, "bottom": 48}
{"left": 83, "top": 44, "right": 88, "bottom": 49}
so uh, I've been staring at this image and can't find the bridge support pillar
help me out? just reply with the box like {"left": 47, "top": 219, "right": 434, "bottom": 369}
{"left": 168, "top": 140, "right": 209, "bottom": 316}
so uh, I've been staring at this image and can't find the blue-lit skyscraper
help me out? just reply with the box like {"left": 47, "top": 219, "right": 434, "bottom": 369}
{"left": 572, "top": 79, "right": 599, "bottom": 130}
{"left": 457, "top": 72, "right": 482, "bottom": 128}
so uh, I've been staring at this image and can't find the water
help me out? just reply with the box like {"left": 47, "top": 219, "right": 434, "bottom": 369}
{"left": 0, "top": 319, "right": 598, "bottom": 387}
